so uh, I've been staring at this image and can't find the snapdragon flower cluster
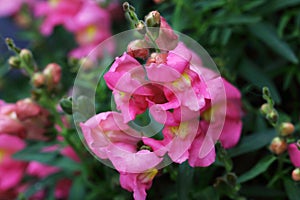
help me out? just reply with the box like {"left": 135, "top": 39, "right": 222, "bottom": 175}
{"left": 80, "top": 9, "right": 243, "bottom": 200}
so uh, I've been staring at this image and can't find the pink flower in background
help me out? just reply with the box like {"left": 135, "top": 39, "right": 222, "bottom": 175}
{"left": 120, "top": 169, "right": 158, "bottom": 200}
{"left": 80, "top": 111, "right": 163, "bottom": 173}
{"left": 0, "top": 134, "right": 27, "bottom": 192}
{"left": 288, "top": 143, "right": 300, "bottom": 167}
{"left": 16, "top": 98, "right": 51, "bottom": 140}
{"left": 0, "top": 98, "right": 51, "bottom": 140}
{"left": 34, "top": 0, "right": 83, "bottom": 35}
{"left": 35, "top": 0, "right": 115, "bottom": 58}
{"left": 68, "top": 0, "right": 114, "bottom": 58}
{"left": 0, "top": 102, "right": 26, "bottom": 138}
{"left": 218, "top": 79, "right": 243, "bottom": 148}
{"left": 0, "top": 0, "right": 31, "bottom": 17}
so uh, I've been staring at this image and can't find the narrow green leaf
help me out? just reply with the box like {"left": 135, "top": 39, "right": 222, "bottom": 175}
{"left": 69, "top": 177, "right": 86, "bottom": 200}
{"left": 23, "top": 172, "right": 65, "bottom": 198}
{"left": 53, "top": 157, "right": 81, "bottom": 172}
{"left": 248, "top": 22, "right": 298, "bottom": 64}
{"left": 262, "top": 0, "right": 300, "bottom": 12}
{"left": 221, "top": 28, "right": 232, "bottom": 46}
{"left": 238, "top": 155, "right": 276, "bottom": 183}
{"left": 213, "top": 15, "right": 261, "bottom": 25}
{"left": 242, "top": 0, "right": 266, "bottom": 11}
{"left": 195, "top": 0, "right": 226, "bottom": 11}
{"left": 283, "top": 178, "right": 300, "bottom": 200}
{"left": 240, "top": 185, "right": 286, "bottom": 198}
{"left": 239, "top": 59, "right": 281, "bottom": 103}
{"left": 177, "top": 162, "right": 194, "bottom": 199}
{"left": 228, "top": 129, "right": 276, "bottom": 157}
{"left": 193, "top": 187, "right": 220, "bottom": 200}
{"left": 13, "top": 151, "right": 57, "bottom": 163}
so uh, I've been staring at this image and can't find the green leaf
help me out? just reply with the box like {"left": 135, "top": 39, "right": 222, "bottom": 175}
{"left": 242, "top": 0, "right": 266, "bottom": 11}
{"left": 238, "top": 155, "right": 276, "bottom": 183}
{"left": 23, "top": 172, "right": 65, "bottom": 198}
{"left": 248, "top": 22, "right": 298, "bottom": 64}
{"left": 69, "top": 177, "right": 86, "bottom": 200}
{"left": 213, "top": 15, "right": 261, "bottom": 25}
{"left": 239, "top": 59, "right": 281, "bottom": 103}
{"left": 195, "top": 0, "right": 226, "bottom": 11}
{"left": 177, "top": 162, "right": 194, "bottom": 199}
{"left": 262, "top": 0, "right": 300, "bottom": 12}
{"left": 52, "top": 157, "right": 81, "bottom": 172}
{"left": 193, "top": 187, "right": 220, "bottom": 200}
{"left": 228, "top": 129, "right": 276, "bottom": 157}
{"left": 240, "top": 185, "right": 286, "bottom": 198}
{"left": 283, "top": 178, "right": 300, "bottom": 200}
{"left": 13, "top": 151, "right": 57, "bottom": 163}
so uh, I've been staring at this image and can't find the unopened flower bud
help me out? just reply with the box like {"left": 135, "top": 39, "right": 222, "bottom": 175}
{"left": 123, "top": 2, "right": 130, "bottom": 11}
{"left": 60, "top": 97, "right": 73, "bottom": 115}
{"left": 32, "top": 73, "right": 45, "bottom": 88}
{"left": 16, "top": 98, "right": 41, "bottom": 120}
{"left": 8, "top": 56, "right": 21, "bottom": 68}
{"left": 280, "top": 122, "right": 295, "bottom": 136}
{"left": 260, "top": 103, "right": 271, "bottom": 116}
{"left": 145, "top": 11, "right": 161, "bottom": 27}
{"left": 20, "top": 49, "right": 33, "bottom": 66}
{"left": 262, "top": 87, "right": 271, "bottom": 98}
{"left": 79, "top": 58, "right": 96, "bottom": 71}
{"left": 127, "top": 40, "right": 149, "bottom": 59}
{"left": 135, "top": 20, "right": 147, "bottom": 35}
{"left": 146, "top": 52, "right": 167, "bottom": 65}
{"left": 43, "top": 63, "right": 62, "bottom": 90}
{"left": 266, "top": 110, "right": 278, "bottom": 124}
{"left": 154, "top": 0, "right": 165, "bottom": 4}
{"left": 269, "top": 137, "right": 287, "bottom": 155}
{"left": 292, "top": 168, "right": 300, "bottom": 181}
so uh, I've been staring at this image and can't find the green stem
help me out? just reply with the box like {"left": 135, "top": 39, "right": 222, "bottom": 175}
{"left": 146, "top": 31, "right": 161, "bottom": 53}
{"left": 267, "top": 154, "right": 285, "bottom": 187}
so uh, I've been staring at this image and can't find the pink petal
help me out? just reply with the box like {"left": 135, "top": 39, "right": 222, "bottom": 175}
{"left": 288, "top": 143, "right": 300, "bottom": 167}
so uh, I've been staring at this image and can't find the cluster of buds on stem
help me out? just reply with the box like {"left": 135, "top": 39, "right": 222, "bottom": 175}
{"left": 260, "top": 87, "right": 279, "bottom": 126}
{"left": 32, "top": 63, "right": 62, "bottom": 92}
{"left": 260, "top": 87, "right": 300, "bottom": 182}
{"left": 6, "top": 38, "right": 62, "bottom": 93}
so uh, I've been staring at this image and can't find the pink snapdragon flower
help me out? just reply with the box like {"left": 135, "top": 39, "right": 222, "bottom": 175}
{"left": 288, "top": 143, "right": 300, "bottom": 167}
{"left": 0, "top": 134, "right": 27, "bottom": 192}
{"left": 81, "top": 10, "right": 243, "bottom": 200}
{"left": 120, "top": 169, "right": 158, "bottom": 200}
{"left": 104, "top": 42, "right": 210, "bottom": 125}
{"left": 80, "top": 111, "right": 163, "bottom": 173}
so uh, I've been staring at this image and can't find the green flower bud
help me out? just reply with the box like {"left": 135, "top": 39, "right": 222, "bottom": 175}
{"left": 60, "top": 97, "right": 73, "bottom": 115}
{"left": 20, "top": 49, "right": 34, "bottom": 66}
{"left": 8, "top": 56, "right": 21, "bottom": 68}
{"left": 279, "top": 122, "right": 295, "bottom": 136}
